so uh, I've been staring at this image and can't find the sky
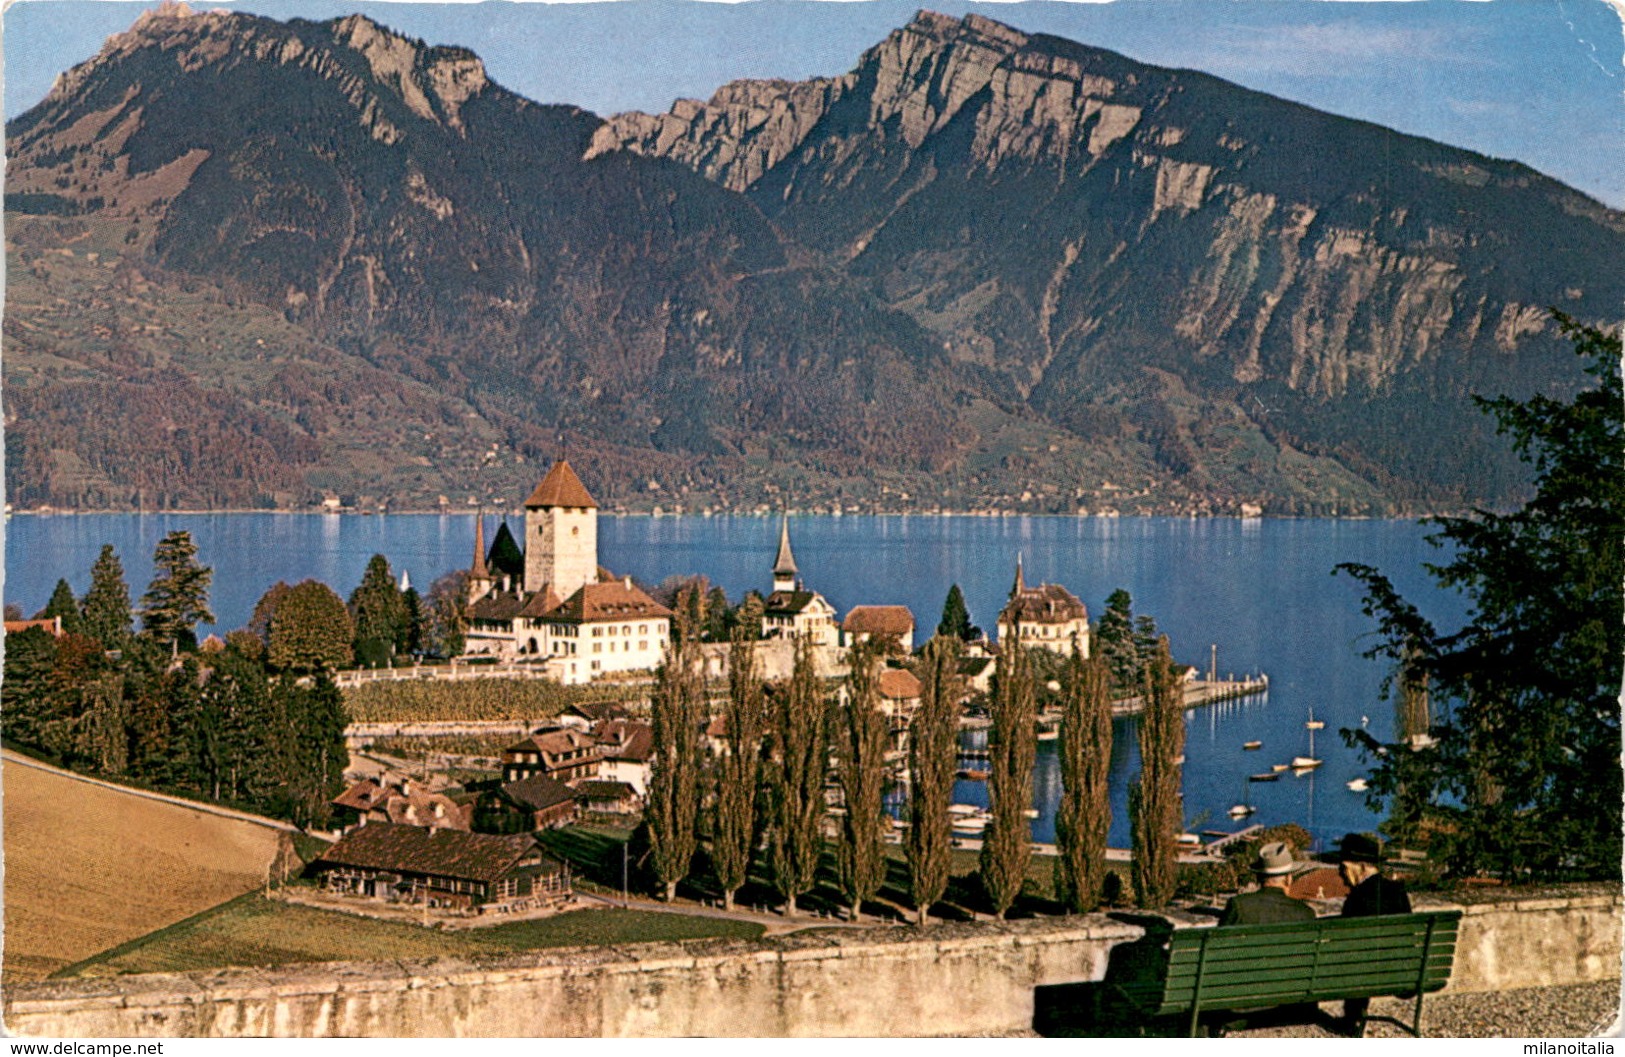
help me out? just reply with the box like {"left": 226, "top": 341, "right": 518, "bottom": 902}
{"left": 3, "top": 0, "right": 1623, "bottom": 208}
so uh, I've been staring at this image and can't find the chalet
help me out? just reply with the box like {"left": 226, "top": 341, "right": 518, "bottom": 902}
{"left": 557, "top": 700, "right": 633, "bottom": 731}
{"left": 760, "top": 518, "right": 837, "bottom": 646}
{"left": 842, "top": 605, "right": 915, "bottom": 654}
{"left": 331, "top": 778, "right": 472, "bottom": 832}
{"left": 502, "top": 727, "right": 602, "bottom": 784}
{"left": 592, "top": 719, "right": 654, "bottom": 795}
{"left": 496, "top": 774, "right": 579, "bottom": 830}
{"left": 310, "top": 822, "right": 569, "bottom": 910}
{"left": 996, "top": 558, "right": 1090, "bottom": 657}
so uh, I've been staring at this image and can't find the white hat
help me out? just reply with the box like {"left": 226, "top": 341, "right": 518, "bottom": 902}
{"left": 1255, "top": 841, "right": 1296, "bottom": 876}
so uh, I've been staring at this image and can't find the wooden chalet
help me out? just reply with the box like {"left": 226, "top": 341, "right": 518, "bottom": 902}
{"left": 502, "top": 727, "right": 602, "bottom": 783}
{"left": 496, "top": 773, "right": 579, "bottom": 830}
{"left": 331, "top": 778, "right": 471, "bottom": 832}
{"left": 310, "top": 822, "right": 569, "bottom": 910}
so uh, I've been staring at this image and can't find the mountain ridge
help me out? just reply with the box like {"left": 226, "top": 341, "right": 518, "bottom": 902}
{"left": 5, "top": 5, "right": 1620, "bottom": 515}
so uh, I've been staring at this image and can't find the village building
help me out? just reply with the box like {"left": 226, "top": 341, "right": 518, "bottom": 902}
{"left": 501, "top": 727, "right": 602, "bottom": 784}
{"left": 330, "top": 778, "right": 472, "bottom": 833}
{"left": 995, "top": 558, "right": 1090, "bottom": 657}
{"left": 460, "top": 460, "right": 673, "bottom": 684}
{"left": 592, "top": 719, "right": 654, "bottom": 796}
{"left": 842, "top": 605, "right": 915, "bottom": 654}
{"left": 760, "top": 518, "right": 838, "bottom": 646}
{"left": 310, "top": 822, "right": 570, "bottom": 910}
{"left": 573, "top": 779, "right": 641, "bottom": 816}
{"left": 878, "top": 666, "right": 923, "bottom": 759}
{"left": 492, "top": 773, "right": 579, "bottom": 830}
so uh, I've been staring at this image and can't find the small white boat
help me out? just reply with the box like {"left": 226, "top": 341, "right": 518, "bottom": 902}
{"left": 948, "top": 803, "right": 982, "bottom": 817}
{"left": 1346, "top": 778, "right": 1369, "bottom": 792}
{"left": 951, "top": 814, "right": 990, "bottom": 833}
{"left": 1271, "top": 763, "right": 1291, "bottom": 772}
{"left": 1242, "top": 740, "right": 1263, "bottom": 751}
{"left": 1228, "top": 803, "right": 1256, "bottom": 818}
{"left": 1021, "top": 808, "right": 1040, "bottom": 819}
{"left": 1291, "top": 756, "right": 1323, "bottom": 770}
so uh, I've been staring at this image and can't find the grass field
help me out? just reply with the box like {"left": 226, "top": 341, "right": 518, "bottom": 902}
{"left": 60, "top": 896, "right": 766, "bottom": 978}
{"left": 2, "top": 752, "right": 289, "bottom": 983}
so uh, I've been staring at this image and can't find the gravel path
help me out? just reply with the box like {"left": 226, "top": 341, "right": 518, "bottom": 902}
{"left": 1233, "top": 980, "right": 1623, "bottom": 1039}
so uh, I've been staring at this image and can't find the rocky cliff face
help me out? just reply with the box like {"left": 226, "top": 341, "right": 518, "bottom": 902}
{"left": 6, "top": 7, "right": 1621, "bottom": 514}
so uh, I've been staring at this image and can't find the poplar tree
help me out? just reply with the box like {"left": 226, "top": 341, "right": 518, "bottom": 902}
{"left": 1055, "top": 643, "right": 1113, "bottom": 912}
{"left": 425, "top": 571, "right": 469, "bottom": 658}
{"left": 908, "top": 634, "right": 961, "bottom": 925}
{"left": 140, "top": 530, "right": 214, "bottom": 652}
{"left": 648, "top": 594, "right": 704, "bottom": 901}
{"left": 713, "top": 627, "right": 767, "bottom": 911}
{"left": 1130, "top": 635, "right": 1185, "bottom": 909}
{"left": 981, "top": 639, "right": 1036, "bottom": 918}
{"left": 833, "top": 640, "right": 889, "bottom": 921}
{"left": 767, "top": 634, "right": 827, "bottom": 916}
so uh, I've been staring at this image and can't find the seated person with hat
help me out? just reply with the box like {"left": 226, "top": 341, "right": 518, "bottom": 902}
{"left": 1219, "top": 840, "right": 1316, "bottom": 925}
{"left": 1336, "top": 832, "right": 1413, "bottom": 1034}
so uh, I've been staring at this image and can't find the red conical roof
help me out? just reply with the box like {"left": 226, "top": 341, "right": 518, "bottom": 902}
{"left": 524, "top": 460, "right": 598, "bottom": 509}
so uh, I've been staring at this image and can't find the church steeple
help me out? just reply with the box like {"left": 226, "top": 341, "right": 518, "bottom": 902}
{"left": 471, "top": 513, "right": 489, "bottom": 579}
{"left": 772, "top": 516, "right": 798, "bottom": 593}
{"left": 1011, "top": 552, "right": 1025, "bottom": 596}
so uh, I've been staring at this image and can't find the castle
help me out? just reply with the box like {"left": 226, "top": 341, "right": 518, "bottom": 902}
{"left": 462, "top": 460, "right": 672, "bottom": 685}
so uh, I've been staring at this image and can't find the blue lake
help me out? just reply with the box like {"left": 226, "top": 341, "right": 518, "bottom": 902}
{"left": 3, "top": 512, "right": 1469, "bottom": 851}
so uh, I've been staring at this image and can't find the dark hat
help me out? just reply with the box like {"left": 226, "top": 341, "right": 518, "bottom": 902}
{"left": 1338, "top": 832, "right": 1382, "bottom": 864}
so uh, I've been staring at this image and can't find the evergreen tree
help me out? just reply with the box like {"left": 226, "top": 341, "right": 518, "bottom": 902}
{"left": 1054, "top": 643, "right": 1112, "bottom": 912}
{"left": 350, "top": 554, "right": 406, "bottom": 667}
{"left": 648, "top": 592, "right": 704, "bottom": 900}
{"left": 713, "top": 627, "right": 767, "bottom": 911}
{"left": 2, "top": 625, "right": 60, "bottom": 751}
{"left": 79, "top": 670, "right": 128, "bottom": 777}
{"left": 196, "top": 647, "right": 271, "bottom": 803}
{"left": 937, "top": 584, "right": 973, "bottom": 641}
{"left": 276, "top": 672, "right": 349, "bottom": 827}
{"left": 1130, "top": 636, "right": 1185, "bottom": 909}
{"left": 38, "top": 579, "right": 84, "bottom": 636}
{"left": 1337, "top": 315, "right": 1622, "bottom": 881}
{"left": 425, "top": 570, "right": 470, "bottom": 658}
{"left": 268, "top": 580, "right": 354, "bottom": 672}
{"left": 981, "top": 639, "right": 1036, "bottom": 918}
{"left": 139, "top": 530, "right": 214, "bottom": 652}
{"left": 1095, "top": 589, "right": 1139, "bottom": 695}
{"left": 401, "top": 586, "right": 425, "bottom": 657}
{"left": 908, "top": 635, "right": 961, "bottom": 925}
{"left": 703, "top": 585, "right": 735, "bottom": 643}
{"left": 833, "top": 640, "right": 889, "bottom": 920}
{"left": 82, "top": 545, "right": 134, "bottom": 650}
{"left": 767, "top": 634, "right": 827, "bottom": 916}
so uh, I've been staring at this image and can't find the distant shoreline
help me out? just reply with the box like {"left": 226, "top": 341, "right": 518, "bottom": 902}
{"left": 5, "top": 508, "right": 1412, "bottom": 521}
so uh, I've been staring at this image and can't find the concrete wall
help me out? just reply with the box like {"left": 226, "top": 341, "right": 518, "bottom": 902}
{"left": 1422, "top": 882, "right": 1623, "bottom": 994}
{"left": 7, "top": 885, "right": 1617, "bottom": 1038}
{"left": 3, "top": 917, "right": 1140, "bottom": 1038}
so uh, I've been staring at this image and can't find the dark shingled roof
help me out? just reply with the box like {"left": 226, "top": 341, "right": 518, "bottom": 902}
{"left": 764, "top": 589, "right": 819, "bottom": 615}
{"left": 315, "top": 822, "right": 549, "bottom": 883}
{"left": 524, "top": 460, "right": 597, "bottom": 509}
{"left": 595, "top": 719, "right": 654, "bottom": 762}
{"left": 468, "top": 590, "right": 525, "bottom": 622}
{"left": 999, "top": 583, "right": 1089, "bottom": 626}
{"left": 501, "top": 774, "right": 577, "bottom": 812}
{"left": 575, "top": 780, "right": 637, "bottom": 801}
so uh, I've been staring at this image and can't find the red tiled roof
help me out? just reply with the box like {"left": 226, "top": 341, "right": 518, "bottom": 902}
{"left": 999, "top": 583, "right": 1089, "bottom": 626}
{"left": 879, "top": 668, "right": 923, "bottom": 700}
{"left": 504, "top": 728, "right": 603, "bottom": 762}
{"left": 843, "top": 605, "right": 914, "bottom": 636}
{"left": 4, "top": 618, "right": 61, "bottom": 637}
{"left": 314, "top": 822, "right": 550, "bottom": 883}
{"left": 517, "top": 586, "right": 564, "bottom": 619}
{"left": 524, "top": 460, "right": 597, "bottom": 509}
{"left": 594, "top": 719, "right": 654, "bottom": 762}
{"left": 544, "top": 580, "right": 671, "bottom": 624}
{"left": 333, "top": 779, "right": 388, "bottom": 812}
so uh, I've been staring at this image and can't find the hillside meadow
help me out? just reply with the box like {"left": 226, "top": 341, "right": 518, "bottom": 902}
{"left": 1, "top": 751, "right": 289, "bottom": 982}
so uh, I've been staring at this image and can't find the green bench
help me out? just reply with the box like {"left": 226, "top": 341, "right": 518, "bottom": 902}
{"left": 1118, "top": 910, "right": 1462, "bottom": 1037}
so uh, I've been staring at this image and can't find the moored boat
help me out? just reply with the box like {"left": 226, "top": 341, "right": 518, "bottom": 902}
{"left": 1242, "top": 740, "right": 1263, "bottom": 750}
{"left": 1248, "top": 772, "right": 1280, "bottom": 782}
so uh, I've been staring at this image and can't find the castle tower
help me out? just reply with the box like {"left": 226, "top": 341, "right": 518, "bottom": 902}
{"left": 772, "top": 516, "right": 798, "bottom": 593}
{"left": 523, "top": 460, "right": 598, "bottom": 599}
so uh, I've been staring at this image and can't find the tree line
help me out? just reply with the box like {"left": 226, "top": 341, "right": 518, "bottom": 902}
{"left": 2, "top": 533, "right": 464, "bottom": 827}
{"left": 640, "top": 586, "right": 1189, "bottom": 921}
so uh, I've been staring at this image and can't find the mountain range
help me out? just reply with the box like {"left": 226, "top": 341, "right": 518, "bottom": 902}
{"left": 6, "top": 4, "right": 1621, "bottom": 515}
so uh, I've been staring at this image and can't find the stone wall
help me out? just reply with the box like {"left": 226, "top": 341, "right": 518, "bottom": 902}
{"left": 7, "top": 885, "right": 1617, "bottom": 1037}
{"left": 3, "top": 917, "right": 1139, "bottom": 1038}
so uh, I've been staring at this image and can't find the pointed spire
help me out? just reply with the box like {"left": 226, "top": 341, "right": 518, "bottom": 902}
{"left": 1011, "top": 552, "right": 1025, "bottom": 596}
{"left": 399, "top": 569, "right": 411, "bottom": 592}
{"left": 771, "top": 515, "right": 800, "bottom": 593}
{"left": 471, "top": 513, "right": 489, "bottom": 579}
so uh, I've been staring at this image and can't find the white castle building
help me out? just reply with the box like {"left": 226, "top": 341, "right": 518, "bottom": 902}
{"left": 463, "top": 460, "right": 671, "bottom": 685}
